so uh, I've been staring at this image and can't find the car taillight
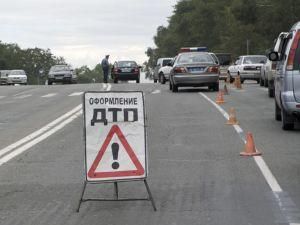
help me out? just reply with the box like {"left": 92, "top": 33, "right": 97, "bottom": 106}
{"left": 134, "top": 68, "right": 139, "bottom": 73}
{"left": 174, "top": 67, "right": 187, "bottom": 73}
{"left": 287, "top": 31, "right": 300, "bottom": 70}
{"left": 207, "top": 66, "right": 219, "bottom": 73}
{"left": 114, "top": 68, "right": 119, "bottom": 73}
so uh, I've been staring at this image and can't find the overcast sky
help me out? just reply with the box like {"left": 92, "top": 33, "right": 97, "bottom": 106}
{"left": 0, "top": 0, "right": 177, "bottom": 68}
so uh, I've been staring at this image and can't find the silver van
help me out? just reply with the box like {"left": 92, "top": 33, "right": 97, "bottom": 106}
{"left": 153, "top": 58, "right": 173, "bottom": 83}
{"left": 269, "top": 22, "right": 300, "bottom": 130}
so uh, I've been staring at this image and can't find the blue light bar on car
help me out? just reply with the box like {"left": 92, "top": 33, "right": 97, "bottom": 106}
{"left": 180, "top": 47, "right": 208, "bottom": 53}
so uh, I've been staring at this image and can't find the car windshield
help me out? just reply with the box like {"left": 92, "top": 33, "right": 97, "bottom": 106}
{"left": 243, "top": 56, "right": 267, "bottom": 64}
{"left": 117, "top": 61, "right": 137, "bottom": 67}
{"left": 10, "top": 70, "right": 25, "bottom": 75}
{"left": 216, "top": 53, "right": 232, "bottom": 65}
{"left": 50, "top": 66, "right": 70, "bottom": 72}
{"left": 177, "top": 53, "right": 214, "bottom": 64}
{"left": 162, "top": 59, "right": 172, "bottom": 66}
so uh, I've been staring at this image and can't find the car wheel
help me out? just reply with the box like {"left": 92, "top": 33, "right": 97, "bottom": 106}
{"left": 212, "top": 82, "right": 219, "bottom": 92}
{"left": 172, "top": 82, "right": 178, "bottom": 92}
{"left": 256, "top": 79, "right": 260, "bottom": 84}
{"left": 259, "top": 78, "right": 264, "bottom": 86}
{"left": 154, "top": 79, "right": 158, "bottom": 83}
{"left": 241, "top": 79, "right": 244, "bottom": 84}
{"left": 114, "top": 78, "right": 118, "bottom": 83}
{"left": 275, "top": 100, "right": 281, "bottom": 121}
{"left": 268, "top": 87, "right": 274, "bottom": 98}
{"left": 281, "top": 108, "right": 294, "bottom": 130}
{"left": 264, "top": 78, "right": 268, "bottom": 87}
{"left": 169, "top": 80, "right": 172, "bottom": 90}
{"left": 136, "top": 78, "right": 140, "bottom": 83}
{"left": 48, "top": 81, "right": 52, "bottom": 85}
{"left": 159, "top": 73, "right": 165, "bottom": 84}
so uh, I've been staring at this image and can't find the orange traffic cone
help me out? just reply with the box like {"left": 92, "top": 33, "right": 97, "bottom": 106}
{"left": 226, "top": 108, "right": 238, "bottom": 125}
{"left": 223, "top": 84, "right": 229, "bottom": 95}
{"left": 240, "top": 133, "right": 262, "bottom": 156}
{"left": 236, "top": 76, "right": 242, "bottom": 89}
{"left": 216, "top": 91, "right": 225, "bottom": 104}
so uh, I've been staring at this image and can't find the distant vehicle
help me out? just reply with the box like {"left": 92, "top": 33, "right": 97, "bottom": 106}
{"left": 267, "top": 32, "right": 288, "bottom": 98}
{"left": 153, "top": 58, "right": 173, "bottom": 83}
{"left": 228, "top": 55, "right": 267, "bottom": 83}
{"left": 48, "top": 65, "right": 77, "bottom": 85}
{"left": 0, "top": 70, "right": 11, "bottom": 85}
{"left": 111, "top": 61, "right": 141, "bottom": 83}
{"left": 169, "top": 47, "right": 219, "bottom": 92}
{"left": 7, "top": 70, "right": 27, "bottom": 85}
{"left": 215, "top": 53, "right": 232, "bottom": 80}
{"left": 268, "top": 22, "right": 300, "bottom": 130}
{"left": 260, "top": 58, "right": 272, "bottom": 87}
{"left": 157, "top": 58, "right": 174, "bottom": 84}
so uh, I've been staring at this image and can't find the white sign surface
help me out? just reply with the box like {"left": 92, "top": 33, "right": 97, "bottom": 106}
{"left": 84, "top": 91, "right": 147, "bottom": 182}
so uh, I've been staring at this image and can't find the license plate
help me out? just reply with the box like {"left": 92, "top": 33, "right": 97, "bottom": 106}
{"left": 188, "top": 67, "right": 205, "bottom": 72}
{"left": 121, "top": 68, "right": 131, "bottom": 72}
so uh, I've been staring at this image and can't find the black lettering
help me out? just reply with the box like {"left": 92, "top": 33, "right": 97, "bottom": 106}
{"left": 91, "top": 108, "right": 107, "bottom": 126}
{"left": 89, "top": 98, "right": 94, "bottom": 105}
{"left": 108, "top": 108, "right": 122, "bottom": 122}
{"left": 124, "top": 108, "right": 138, "bottom": 122}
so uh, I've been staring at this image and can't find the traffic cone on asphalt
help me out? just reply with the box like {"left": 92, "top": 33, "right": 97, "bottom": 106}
{"left": 226, "top": 108, "right": 238, "bottom": 125}
{"left": 215, "top": 91, "right": 225, "bottom": 104}
{"left": 236, "top": 76, "right": 242, "bottom": 89}
{"left": 223, "top": 84, "right": 229, "bottom": 95}
{"left": 240, "top": 133, "right": 262, "bottom": 156}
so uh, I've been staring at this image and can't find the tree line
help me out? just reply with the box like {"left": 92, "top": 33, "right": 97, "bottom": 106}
{"left": 0, "top": 41, "right": 104, "bottom": 84}
{"left": 146, "top": 0, "right": 300, "bottom": 68}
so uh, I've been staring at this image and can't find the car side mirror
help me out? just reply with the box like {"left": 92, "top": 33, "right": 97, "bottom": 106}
{"left": 268, "top": 52, "right": 279, "bottom": 61}
{"left": 138, "top": 66, "right": 142, "bottom": 69}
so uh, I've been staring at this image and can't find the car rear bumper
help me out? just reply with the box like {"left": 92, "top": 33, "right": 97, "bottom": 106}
{"left": 114, "top": 73, "right": 139, "bottom": 80}
{"left": 172, "top": 74, "right": 219, "bottom": 85}
{"left": 240, "top": 71, "right": 260, "bottom": 80}
{"left": 49, "top": 77, "right": 75, "bottom": 82}
{"left": 7, "top": 79, "right": 27, "bottom": 84}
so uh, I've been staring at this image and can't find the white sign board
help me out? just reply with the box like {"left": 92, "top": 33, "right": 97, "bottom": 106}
{"left": 84, "top": 91, "right": 147, "bottom": 182}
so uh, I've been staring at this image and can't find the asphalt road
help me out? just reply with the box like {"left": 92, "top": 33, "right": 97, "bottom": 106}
{"left": 0, "top": 75, "right": 300, "bottom": 225}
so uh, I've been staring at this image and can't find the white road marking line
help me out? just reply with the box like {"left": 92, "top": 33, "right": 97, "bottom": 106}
{"left": 14, "top": 94, "right": 32, "bottom": 99}
{"left": 200, "top": 92, "right": 283, "bottom": 192}
{"left": 0, "top": 104, "right": 82, "bottom": 158}
{"left": 151, "top": 90, "right": 161, "bottom": 94}
{"left": 68, "top": 92, "right": 83, "bottom": 96}
{"left": 258, "top": 88, "right": 268, "bottom": 92}
{"left": 0, "top": 110, "right": 82, "bottom": 166}
{"left": 0, "top": 82, "right": 111, "bottom": 166}
{"left": 41, "top": 93, "right": 57, "bottom": 98}
{"left": 200, "top": 92, "right": 300, "bottom": 225}
{"left": 0, "top": 96, "right": 6, "bottom": 99}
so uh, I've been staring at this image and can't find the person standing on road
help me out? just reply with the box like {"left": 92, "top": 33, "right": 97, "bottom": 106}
{"left": 101, "top": 55, "right": 110, "bottom": 83}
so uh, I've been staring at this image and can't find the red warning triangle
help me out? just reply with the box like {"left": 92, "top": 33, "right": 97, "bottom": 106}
{"left": 88, "top": 125, "right": 145, "bottom": 179}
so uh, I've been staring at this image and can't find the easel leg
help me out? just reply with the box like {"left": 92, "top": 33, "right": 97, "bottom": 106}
{"left": 76, "top": 181, "right": 87, "bottom": 212}
{"left": 114, "top": 182, "right": 119, "bottom": 200}
{"left": 144, "top": 180, "right": 157, "bottom": 211}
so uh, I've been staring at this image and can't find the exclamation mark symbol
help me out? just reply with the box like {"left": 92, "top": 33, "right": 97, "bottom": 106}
{"left": 111, "top": 143, "right": 120, "bottom": 170}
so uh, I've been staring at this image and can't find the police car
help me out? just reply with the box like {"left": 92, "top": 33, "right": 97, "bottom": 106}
{"left": 169, "top": 47, "right": 220, "bottom": 92}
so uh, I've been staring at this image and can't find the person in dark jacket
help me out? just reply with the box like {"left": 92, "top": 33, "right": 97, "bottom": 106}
{"left": 101, "top": 55, "right": 110, "bottom": 83}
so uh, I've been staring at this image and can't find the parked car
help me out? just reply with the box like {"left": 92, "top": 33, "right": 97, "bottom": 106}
{"left": 228, "top": 55, "right": 267, "bottom": 83}
{"left": 48, "top": 65, "right": 77, "bottom": 85}
{"left": 157, "top": 58, "right": 174, "bottom": 84}
{"left": 215, "top": 53, "right": 232, "bottom": 80}
{"left": 0, "top": 70, "right": 11, "bottom": 85}
{"left": 267, "top": 32, "right": 288, "bottom": 98}
{"left": 153, "top": 58, "right": 173, "bottom": 83}
{"left": 268, "top": 22, "right": 300, "bottom": 130}
{"left": 111, "top": 61, "right": 140, "bottom": 83}
{"left": 7, "top": 70, "right": 27, "bottom": 85}
{"left": 169, "top": 47, "right": 219, "bottom": 92}
{"left": 260, "top": 58, "right": 272, "bottom": 87}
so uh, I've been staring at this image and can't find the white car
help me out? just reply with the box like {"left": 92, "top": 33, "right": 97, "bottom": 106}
{"left": 153, "top": 57, "right": 173, "bottom": 83}
{"left": 228, "top": 55, "right": 267, "bottom": 83}
{"left": 7, "top": 70, "right": 27, "bottom": 85}
{"left": 158, "top": 64, "right": 173, "bottom": 84}
{"left": 260, "top": 59, "right": 272, "bottom": 87}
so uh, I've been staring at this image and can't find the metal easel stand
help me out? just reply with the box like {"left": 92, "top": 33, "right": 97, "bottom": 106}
{"left": 76, "top": 179, "right": 156, "bottom": 212}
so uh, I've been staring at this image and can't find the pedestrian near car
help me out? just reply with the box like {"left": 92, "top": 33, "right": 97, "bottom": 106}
{"left": 101, "top": 55, "right": 110, "bottom": 83}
